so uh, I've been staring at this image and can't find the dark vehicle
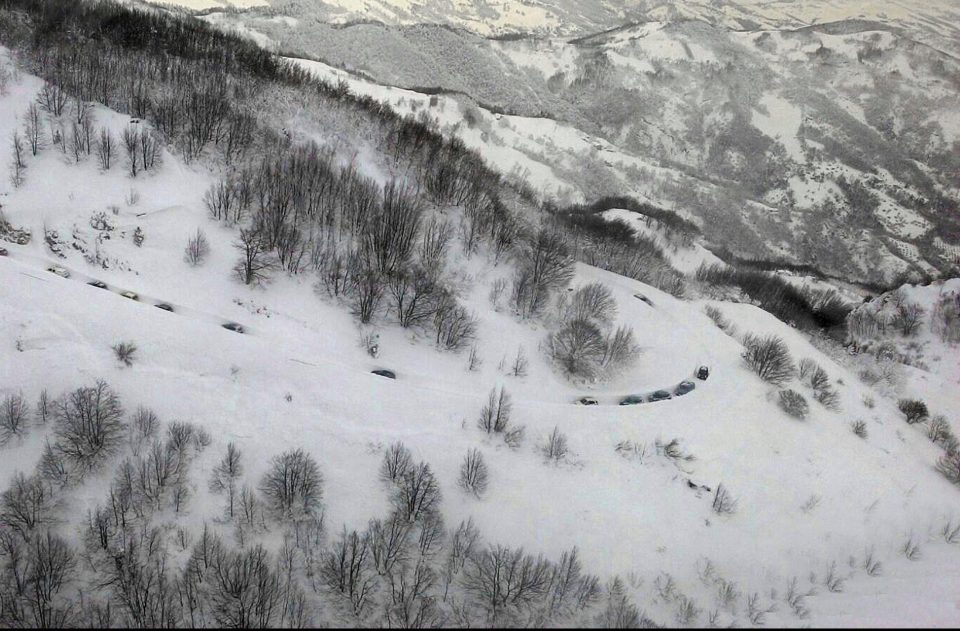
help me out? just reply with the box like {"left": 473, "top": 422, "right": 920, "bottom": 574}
{"left": 619, "top": 395, "right": 645, "bottom": 406}
{"left": 0, "top": 247, "right": 8, "bottom": 256}
{"left": 696, "top": 365, "right": 710, "bottom": 380}
{"left": 88, "top": 280, "right": 108, "bottom": 289}
{"left": 222, "top": 322, "right": 245, "bottom": 334}
{"left": 674, "top": 380, "right": 696, "bottom": 396}
{"left": 577, "top": 396, "right": 599, "bottom": 406}
{"left": 155, "top": 303, "right": 174, "bottom": 312}
{"left": 648, "top": 390, "right": 672, "bottom": 402}
{"left": 633, "top": 293, "right": 653, "bottom": 306}
{"left": 371, "top": 369, "right": 397, "bottom": 379}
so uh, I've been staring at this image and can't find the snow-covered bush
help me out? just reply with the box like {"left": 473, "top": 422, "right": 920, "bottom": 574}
{"left": 851, "top": 419, "right": 868, "bottom": 439}
{"left": 210, "top": 442, "right": 243, "bottom": 519}
{"left": 742, "top": 334, "right": 795, "bottom": 385}
{"left": 184, "top": 228, "right": 210, "bottom": 267}
{"left": 778, "top": 389, "right": 809, "bottom": 419}
{"left": 712, "top": 483, "right": 737, "bottom": 515}
{"left": 897, "top": 398, "right": 929, "bottom": 424}
{"left": 541, "top": 426, "right": 569, "bottom": 463}
{"left": 112, "top": 341, "right": 138, "bottom": 367}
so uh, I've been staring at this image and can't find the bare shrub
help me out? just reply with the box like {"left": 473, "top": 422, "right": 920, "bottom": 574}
{"left": 184, "top": 228, "right": 210, "bottom": 266}
{"left": 851, "top": 419, "right": 868, "bottom": 439}
{"left": 892, "top": 301, "right": 925, "bottom": 336}
{"left": 53, "top": 380, "right": 126, "bottom": 472}
{"left": 541, "top": 426, "right": 569, "bottom": 463}
{"left": 742, "top": 333, "right": 795, "bottom": 385}
{"left": 35, "top": 389, "right": 50, "bottom": 425}
{"left": 509, "top": 346, "right": 528, "bottom": 377}
{"left": 433, "top": 295, "right": 477, "bottom": 351}
{"left": 897, "top": 399, "right": 929, "bottom": 424}
{"left": 478, "top": 386, "right": 512, "bottom": 435}
{"left": 602, "top": 325, "right": 638, "bottom": 371}
{"left": 778, "top": 389, "right": 809, "bottom": 420}
{"left": 458, "top": 449, "right": 489, "bottom": 498}
{"left": 259, "top": 449, "right": 323, "bottom": 521}
{"left": 112, "top": 341, "right": 138, "bottom": 367}
{"left": 0, "top": 392, "right": 29, "bottom": 444}
{"left": 863, "top": 548, "right": 882, "bottom": 576}
{"left": 823, "top": 561, "right": 845, "bottom": 592}
{"left": 712, "top": 483, "right": 737, "bottom": 515}
{"left": 937, "top": 451, "right": 960, "bottom": 486}
{"left": 901, "top": 535, "right": 921, "bottom": 561}
{"left": 926, "top": 415, "right": 957, "bottom": 452}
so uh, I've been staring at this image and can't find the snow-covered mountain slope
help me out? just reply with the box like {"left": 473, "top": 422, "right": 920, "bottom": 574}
{"left": 145, "top": 0, "right": 960, "bottom": 47}
{"left": 175, "top": 7, "right": 960, "bottom": 287}
{"left": 2, "top": 52, "right": 960, "bottom": 624}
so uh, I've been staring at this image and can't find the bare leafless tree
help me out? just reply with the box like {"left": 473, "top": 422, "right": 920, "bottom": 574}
{"left": 458, "top": 449, "right": 489, "bottom": 498}
{"left": 259, "top": 449, "right": 323, "bottom": 521}
{"left": 210, "top": 442, "right": 243, "bottom": 519}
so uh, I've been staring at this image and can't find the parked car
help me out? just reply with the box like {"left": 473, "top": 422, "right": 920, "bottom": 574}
{"left": 633, "top": 293, "right": 653, "bottom": 306}
{"left": 696, "top": 365, "right": 710, "bottom": 380}
{"left": 222, "top": 322, "right": 244, "bottom": 334}
{"left": 47, "top": 266, "right": 70, "bottom": 278}
{"left": 120, "top": 291, "right": 139, "bottom": 301}
{"left": 371, "top": 369, "right": 396, "bottom": 379}
{"left": 155, "top": 303, "right": 174, "bottom": 312}
{"left": 674, "top": 380, "right": 696, "bottom": 396}
{"left": 88, "top": 280, "right": 108, "bottom": 289}
{"left": 648, "top": 390, "right": 672, "bottom": 402}
{"left": 619, "top": 394, "right": 645, "bottom": 406}
{"left": 577, "top": 396, "right": 599, "bottom": 406}
{"left": 0, "top": 247, "right": 8, "bottom": 256}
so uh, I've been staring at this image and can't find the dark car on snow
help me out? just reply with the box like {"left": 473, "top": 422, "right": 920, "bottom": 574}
{"left": 371, "top": 369, "right": 396, "bottom": 379}
{"left": 155, "top": 303, "right": 174, "bottom": 312}
{"left": 88, "top": 280, "right": 108, "bottom": 289}
{"left": 222, "top": 322, "right": 245, "bottom": 334}
{"left": 674, "top": 380, "right": 696, "bottom": 396}
{"left": 648, "top": 390, "right": 672, "bottom": 402}
{"left": 619, "top": 395, "right": 645, "bottom": 406}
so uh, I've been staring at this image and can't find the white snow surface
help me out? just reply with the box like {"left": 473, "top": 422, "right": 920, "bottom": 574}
{"left": 2, "top": 50, "right": 960, "bottom": 627}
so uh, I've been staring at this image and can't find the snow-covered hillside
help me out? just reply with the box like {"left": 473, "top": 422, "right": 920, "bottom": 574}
{"left": 3, "top": 41, "right": 960, "bottom": 625}
{"left": 174, "top": 5, "right": 960, "bottom": 287}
